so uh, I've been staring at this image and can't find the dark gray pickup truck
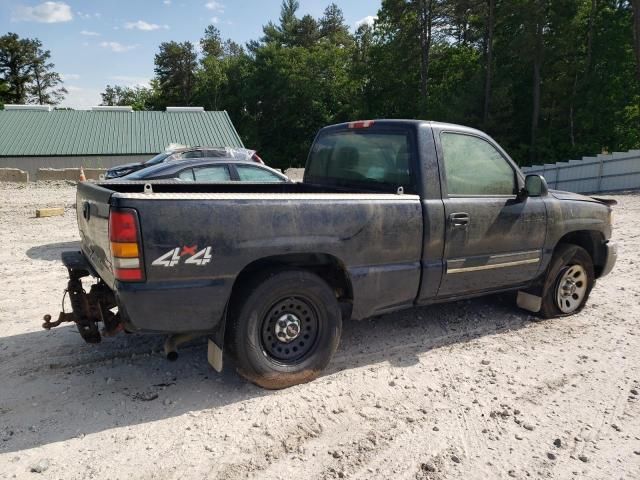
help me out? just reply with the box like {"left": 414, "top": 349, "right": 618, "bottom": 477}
{"left": 47, "top": 120, "right": 617, "bottom": 389}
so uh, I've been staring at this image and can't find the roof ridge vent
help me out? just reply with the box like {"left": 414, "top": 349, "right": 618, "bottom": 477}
{"left": 166, "top": 106, "right": 204, "bottom": 112}
{"left": 91, "top": 106, "right": 133, "bottom": 112}
{"left": 5, "top": 104, "right": 53, "bottom": 112}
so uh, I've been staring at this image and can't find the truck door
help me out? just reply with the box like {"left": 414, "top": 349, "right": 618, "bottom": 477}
{"left": 434, "top": 130, "right": 547, "bottom": 297}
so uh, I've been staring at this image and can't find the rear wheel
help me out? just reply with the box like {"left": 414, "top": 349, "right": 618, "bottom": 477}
{"left": 227, "top": 269, "right": 342, "bottom": 389}
{"left": 539, "top": 244, "right": 595, "bottom": 318}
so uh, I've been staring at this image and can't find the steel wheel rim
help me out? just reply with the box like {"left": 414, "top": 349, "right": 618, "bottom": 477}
{"left": 555, "top": 264, "right": 588, "bottom": 313}
{"left": 261, "top": 296, "right": 319, "bottom": 363}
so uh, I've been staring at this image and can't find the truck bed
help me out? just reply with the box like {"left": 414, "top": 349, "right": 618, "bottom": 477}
{"left": 99, "top": 180, "right": 375, "bottom": 195}
{"left": 76, "top": 180, "right": 425, "bottom": 334}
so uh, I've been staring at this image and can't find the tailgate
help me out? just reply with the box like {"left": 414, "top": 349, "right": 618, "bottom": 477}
{"left": 76, "top": 182, "right": 116, "bottom": 288}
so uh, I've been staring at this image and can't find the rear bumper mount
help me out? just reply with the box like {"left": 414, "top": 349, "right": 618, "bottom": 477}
{"left": 43, "top": 251, "right": 119, "bottom": 343}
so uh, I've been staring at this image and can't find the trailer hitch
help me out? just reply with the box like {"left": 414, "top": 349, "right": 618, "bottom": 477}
{"left": 42, "top": 311, "right": 75, "bottom": 329}
{"left": 43, "top": 251, "right": 120, "bottom": 344}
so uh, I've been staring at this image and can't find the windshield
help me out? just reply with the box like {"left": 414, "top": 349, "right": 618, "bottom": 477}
{"left": 306, "top": 130, "right": 413, "bottom": 192}
{"left": 143, "top": 152, "right": 172, "bottom": 166}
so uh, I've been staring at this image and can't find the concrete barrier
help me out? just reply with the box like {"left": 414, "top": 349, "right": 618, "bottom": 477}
{"left": 0, "top": 168, "right": 29, "bottom": 182}
{"left": 37, "top": 168, "right": 107, "bottom": 181}
{"left": 284, "top": 168, "right": 305, "bottom": 181}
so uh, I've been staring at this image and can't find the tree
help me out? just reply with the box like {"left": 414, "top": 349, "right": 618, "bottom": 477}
{"left": 0, "top": 33, "right": 37, "bottom": 104}
{"left": 0, "top": 80, "right": 8, "bottom": 108}
{"left": 417, "top": 0, "right": 435, "bottom": 102}
{"left": 319, "top": 3, "right": 352, "bottom": 46}
{"left": 100, "top": 84, "right": 154, "bottom": 110}
{"left": 483, "top": 0, "right": 495, "bottom": 125}
{"left": 154, "top": 41, "right": 198, "bottom": 106}
{"left": 29, "top": 41, "right": 67, "bottom": 105}
{"left": 633, "top": 0, "right": 640, "bottom": 81}
{"left": 0, "top": 32, "right": 66, "bottom": 105}
{"left": 137, "top": 0, "right": 639, "bottom": 168}
{"left": 201, "top": 25, "right": 224, "bottom": 59}
{"left": 262, "top": 0, "right": 301, "bottom": 46}
{"left": 245, "top": 42, "right": 358, "bottom": 167}
{"left": 296, "top": 14, "right": 321, "bottom": 47}
{"left": 195, "top": 26, "right": 249, "bottom": 112}
{"left": 529, "top": 0, "right": 547, "bottom": 163}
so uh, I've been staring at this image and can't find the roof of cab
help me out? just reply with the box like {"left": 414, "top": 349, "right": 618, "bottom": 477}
{"left": 322, "top": 119, "right": 487, "bottom": 136}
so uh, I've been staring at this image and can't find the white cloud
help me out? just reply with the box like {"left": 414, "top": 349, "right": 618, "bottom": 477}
{"left": 61, "top": 85, "right": 102, "bottom": 109}
{"left": 205, "top": 1, "right": 224, "bottom": 12}
{"left": 61, "top": 73, "right": 80, "bottom": 80}
{"left": 210, "top": 16, "right": 219, "bottom": 24}
{"left": 355, "top": 15, "right": 376, "bottom": 28}
{"left": 77, "top": 11, "right": 100, "bottom": 19}
{"left": 100, "top": 41, "right": 138, "bottom": 53}
{"left": 124, "top": 20, "right": 169, "bottom": 31}
{"left": 80, "top": 29, "right": 100, "bottom": 36}
{"left": 12, "top": 1, "right": 73, "bottom": 23}
{"left": 163, "top": 0, "right": 171, "bottom": 4}
{"left": 109, "top": 76, "right": 151, "bottom": 88}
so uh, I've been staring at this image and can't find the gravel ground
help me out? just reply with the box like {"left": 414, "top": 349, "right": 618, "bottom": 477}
{"left": 1, "top": 182, "right": 639, "bottom": 480}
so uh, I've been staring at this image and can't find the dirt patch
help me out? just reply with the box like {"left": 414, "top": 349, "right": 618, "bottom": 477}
{"left": 1, "top": 182, "right": 639, "bottom": 479}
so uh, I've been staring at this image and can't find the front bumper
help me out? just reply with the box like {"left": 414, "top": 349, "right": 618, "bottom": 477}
{"left": 599, "top": 241, "right": 617, "bottom": 277}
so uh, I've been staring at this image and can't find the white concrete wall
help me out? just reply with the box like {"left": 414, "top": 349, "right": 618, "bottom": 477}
{"left": 0, "top": 155, "right": 150, "bottom": 180}
{"left": 522, "top": 150, "right": 640, "bottom": 193}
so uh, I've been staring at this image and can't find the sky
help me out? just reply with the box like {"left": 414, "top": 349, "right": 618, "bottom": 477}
{"left": 0, "top": 0, "right": 381, "bottom": 108}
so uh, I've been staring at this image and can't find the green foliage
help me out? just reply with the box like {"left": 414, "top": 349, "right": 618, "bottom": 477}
{"left": 154, "top": 41, "right": 198, "bottom": 107}
{"left": 29, "top": 42, "right": 67, "bottom": 105}
{"left": 243, "top": 43, "right": 359, "bottom": 167}
{"left": 100, "top": 0, "right": 640, "bottom": 168}
{"left": 100, "top": 84, "right": 156, "bottom": 110}
{"left": 0, "top": 32, "right": 66, "bottom": 105}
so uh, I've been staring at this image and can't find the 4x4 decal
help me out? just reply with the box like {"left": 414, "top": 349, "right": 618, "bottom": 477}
{"left": 152, "top": 246, "right": 212, "bottom": 267}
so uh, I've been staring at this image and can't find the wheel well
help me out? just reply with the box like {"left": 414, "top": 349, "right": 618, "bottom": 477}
{"left": 556, "top": 230, "right": 606, "bottom": 276}
{"left": 227, "top": 253, "right": 353, "bottom": 319}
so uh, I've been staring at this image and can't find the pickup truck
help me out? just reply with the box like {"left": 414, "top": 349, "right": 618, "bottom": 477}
{"left": 46, "top": 120, "right": 617, "bottom": 389}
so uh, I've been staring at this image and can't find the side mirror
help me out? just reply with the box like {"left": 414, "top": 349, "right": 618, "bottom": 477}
{"left": 522, "top": 174, "right": 548, "bottom": 198}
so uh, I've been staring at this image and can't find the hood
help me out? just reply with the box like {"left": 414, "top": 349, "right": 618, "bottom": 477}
{"left": 107, "top": 162, "right": 143, "bottom": 172}
{"left": 550, "top": 189, "right": 617, "bottom": 206}
{"left": 105, "top": 162, "right": 145, "bottom": 179}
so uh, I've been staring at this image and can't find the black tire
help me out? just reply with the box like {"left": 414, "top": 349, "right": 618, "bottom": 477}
{"left": 227, "top": 269, "right": 342, "bottom": 389}
{"left": 539, "top": 244, "right": 595, "bottom": 319}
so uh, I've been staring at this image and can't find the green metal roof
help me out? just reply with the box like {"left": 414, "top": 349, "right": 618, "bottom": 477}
{"left": 0, "top": 110, "right": 244, "bottom": 156}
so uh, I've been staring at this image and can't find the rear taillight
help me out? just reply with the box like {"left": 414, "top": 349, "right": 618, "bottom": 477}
{"left": 348, "top": 120, "right": 375, "bottom": 129}
{"left": 109, "top": 208, "right": 144, "bottom": 282}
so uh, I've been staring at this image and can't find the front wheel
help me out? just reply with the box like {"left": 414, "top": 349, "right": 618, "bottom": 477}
{"left": 227, "top": 269, "right": 342, "bottom": 389}
{"left": 539, "top": 244, "right": 595, "bottom": 318}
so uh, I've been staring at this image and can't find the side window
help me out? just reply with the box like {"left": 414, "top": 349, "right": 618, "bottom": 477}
{"left": 236, "top": 166, "right": 284, "bottom": 182}
{"left": 193, "top": 165, "right": 231, "bottom": 181}
{"left": 441, "top": 133, "right": 515, "bottom": 196}
{"left": 177, "top": 168, "right": 195, "bottom": 181}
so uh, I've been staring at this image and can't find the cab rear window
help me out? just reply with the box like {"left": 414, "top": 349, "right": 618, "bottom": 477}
{"left": 306, "top": 130, "right": 414, "bottom": 192}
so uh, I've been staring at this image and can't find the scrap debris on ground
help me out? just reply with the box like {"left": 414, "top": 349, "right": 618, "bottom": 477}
{"left": 1, "top": 182, "right": 639, "bottom": 479}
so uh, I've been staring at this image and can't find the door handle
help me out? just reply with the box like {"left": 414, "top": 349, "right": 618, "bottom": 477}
{"left": 449, "top": 212, "right": 470, "bottom": 227}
